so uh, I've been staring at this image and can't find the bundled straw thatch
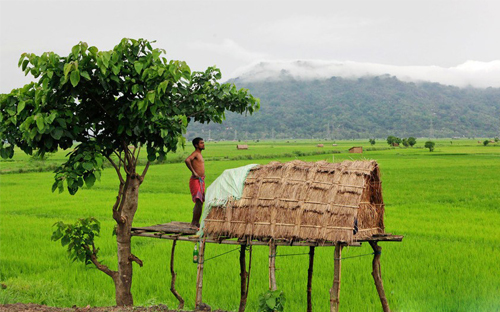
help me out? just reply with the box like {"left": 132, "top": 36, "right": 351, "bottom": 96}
{"left": 203, "top": 160, "right": 385, "bottom": 243}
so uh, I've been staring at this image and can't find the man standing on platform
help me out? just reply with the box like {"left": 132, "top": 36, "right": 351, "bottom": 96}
{"left": 185, "top": 137, "right": 205, "bottom": 229}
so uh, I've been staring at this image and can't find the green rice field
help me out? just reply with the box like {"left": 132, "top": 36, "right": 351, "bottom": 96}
{"left": 1, "top": 139, "right": 499, "bottom": 311}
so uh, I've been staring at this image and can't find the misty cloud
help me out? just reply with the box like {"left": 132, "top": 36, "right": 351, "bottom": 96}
{"left": 230, "top": 59, "right": 500, "bottom": 88}
{"left": 189, "top": 39, "right": 269, "bottom": 62}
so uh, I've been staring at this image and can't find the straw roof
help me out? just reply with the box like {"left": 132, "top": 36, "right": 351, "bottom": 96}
{"left": 203, "top": 160, "right": 385, "bottom": 243}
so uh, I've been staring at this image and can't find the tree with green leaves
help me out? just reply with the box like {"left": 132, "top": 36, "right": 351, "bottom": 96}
{"left": 424, "top": 141, "right": 435, "bottom": 152}
{"left": 0, "top": 38, "right": 259, "bottom": 306}
{"left": 407, "top": 137, "right": 417, "bottom": 147}
{"left": 402, "top": 138, "right": 409, "bottom": 147}
{"left": 483, "top": 139, "right": 490, "bottom": 146}
{"left": 386, "top": 135, "right": 401, "bottom": 146}
{"left": 369, "top": 138, "right": 376, "bottom": 146}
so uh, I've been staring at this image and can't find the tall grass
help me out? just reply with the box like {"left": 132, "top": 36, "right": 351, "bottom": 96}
{"left": 1, "top": 139, "right": 499, "bottom": 311}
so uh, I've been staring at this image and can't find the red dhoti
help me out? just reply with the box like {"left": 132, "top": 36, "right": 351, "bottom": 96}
{"left": 189, "top": 176, "right": 205, "bottom": 203}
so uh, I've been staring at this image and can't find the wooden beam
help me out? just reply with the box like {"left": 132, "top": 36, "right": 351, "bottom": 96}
{"left": 238, "top": 244, "right": 248, "bottom": 312}
{"left": 330, "top": 242, "right": 343, "bottom": 312}
{"left": 132, "top": 221, "right": 197, "bottom": 235}
{"left": 169, "top": 239, "right": 184, "bottom": 309}
{"left": 132, "top": 232, "right": 403, "bottom": 246}
{"left": 369, "top": 241, "right": 391, "bottom": 312}
{"left": 307, "top": 246, "right": 315, "bottom": 312}
{"left": 269, "top": 241, "right": 277, "bottom": 291}
{"left": 195, "top": 238, "right": 206, "bottom": 308}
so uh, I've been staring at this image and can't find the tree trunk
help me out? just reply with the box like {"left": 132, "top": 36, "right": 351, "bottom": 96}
{"left": 114, "top": 173, "right": 141, "bottom": 306}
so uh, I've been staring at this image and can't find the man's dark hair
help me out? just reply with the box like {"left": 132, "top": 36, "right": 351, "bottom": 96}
{"left": 192, "top": 137, "right": 203, "bottom": 148}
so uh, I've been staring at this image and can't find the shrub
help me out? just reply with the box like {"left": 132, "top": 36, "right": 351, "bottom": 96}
{"left": 258, "top": 290, "right": 285, "bottom": 312}
{"left": 483, "top": 140, "right": 489, "bottom": 146}
{"left": 425, "top": 141, "right": 435, "bottom": 152}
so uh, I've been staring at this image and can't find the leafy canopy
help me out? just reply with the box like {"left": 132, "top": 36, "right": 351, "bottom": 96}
{"left": 1, "top": 38, "right": 259, "bottom": 194}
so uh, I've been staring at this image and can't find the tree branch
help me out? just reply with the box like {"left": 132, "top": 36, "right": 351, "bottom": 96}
{"left": 134, "top": 145, "right": 141, "bottom": 167}
{"left": 129, "top": 254, "right": 143, "bottom": 267}
{"left": 105, "top": 155, "right": 125, "bottom": 184}
{"left": 139, "top": 161, "right": 150, "bottom": 184}
{"left": 122, "top": 141, "right": 134, "bottom": 173}
{"left": 117, "top": 178, "right": 129, "bottom": 215}
{"left": 113, "top": 150, "right": 130, "bottom": 175}
{"left": 88, "top": 245, "right": 117, "bottom": 279}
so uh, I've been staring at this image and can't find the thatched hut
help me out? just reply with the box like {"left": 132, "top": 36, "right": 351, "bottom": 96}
{"left": 237, "top": 144, "right": 248, "bottom": 150}
{"left": 349, "top": 146, "right": 363, "bottom": 153}
{"left": 203, "top": 160, "right": 384, "bottom": 244}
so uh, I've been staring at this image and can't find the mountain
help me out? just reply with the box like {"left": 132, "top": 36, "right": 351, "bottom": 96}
{"left": 187, "top": 65, "right": 500, "bottom": 140}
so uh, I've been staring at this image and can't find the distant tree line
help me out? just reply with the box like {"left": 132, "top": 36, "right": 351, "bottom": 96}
{"left": 187, "top": 75, "right": 500, "bottom": 140}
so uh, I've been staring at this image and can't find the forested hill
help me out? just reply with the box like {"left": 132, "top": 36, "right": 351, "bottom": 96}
{"left": 187, "top": 75, "right": 500, "bottom": 140}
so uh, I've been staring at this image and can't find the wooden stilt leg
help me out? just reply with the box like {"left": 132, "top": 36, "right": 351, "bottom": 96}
{"left": 238, "top": 244, "right": 248, "bottom": 312}
{"left": 307, "top": 246, "right": 315, "bottom": 312}
{"left": 369, "top": 241, "right": 391, "bottom": 312}
{"left": 269, "top": 241, "right": 277, "bottom": 291}
{"left": 330, "top": 242, "right": 343, "bottom": 312}
{"left": 195, "top": 238, "right": 206, "bottom": 308}
{"left": 170, "top": 239, "right": 184, "bottom": 309}
{"left": 246, "top": 245, "right": 252, "bottom": 296}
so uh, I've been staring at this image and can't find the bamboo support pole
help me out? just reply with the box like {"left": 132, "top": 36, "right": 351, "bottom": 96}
{"left": 169, "top": 239, "right": 184, "bottom": 309}
{"left": 195, "top": 238, "right": 206, "bottom": 308}
{"left": 238, "top": 244, "right": 248, "bottom": 312}
{"left": 269, "top": 241, "right": 277, "bottom": 291}
{"left": 307, "top": 246, "right": 315, "bottom": 312}
{"left": 369, "top": 241, "right": 390, "bottom": 312}
{"left": 330, "top": 242, "right": 343, "bottom": 312}
{"left": 246, "top": 245, "right": 252, "bottom": 296}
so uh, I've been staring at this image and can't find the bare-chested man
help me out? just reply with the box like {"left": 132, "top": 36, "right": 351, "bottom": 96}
{"left": 184, "top": 137, "right": 205, "bottom": 228}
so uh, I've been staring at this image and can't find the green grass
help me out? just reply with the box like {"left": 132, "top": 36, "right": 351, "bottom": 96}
{"left": 1, "top": 139, "right": 499, "bottom": 311}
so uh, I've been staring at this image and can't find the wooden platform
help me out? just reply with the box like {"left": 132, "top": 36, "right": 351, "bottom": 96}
{"left": 131, "top": 221, "right": 403, "bottom": 247}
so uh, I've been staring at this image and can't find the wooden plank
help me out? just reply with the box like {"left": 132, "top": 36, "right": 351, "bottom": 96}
{"left": 132, "top": 232, "right": 403, "bottom": 246}
{"left": 131, "top": 222, "right": 197, "bottom": 235}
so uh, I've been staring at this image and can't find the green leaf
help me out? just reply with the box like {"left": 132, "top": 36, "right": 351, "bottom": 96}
{"left": 88, "top": 46, "right": 98, "bottom": 55}
{"left": 112, "top": 65, "right": 120, "bottom": 75}
{"left": 52, "top": 181, "right": 58, "bottom": 193}
{"left": 64, "top": 63, "right": 72, "bottom": 77}
{"left": 147, "top": 152, "right": 156, "bottom": 162}
{"left": 72, "top": 44, "right": 80, "bottom": 56}
{"left": 80, "top": 71, "right": 91, "bottom": 80}
{"left": 82, "top": 162, "right": 93, "bottom": 171}
{"left": 61, "top": 235, "right": 70, "bottom": 247}
{"left": 147, "top": 91, "right": 155, "bottom": 103}
{"left": 17, "top": 101, "right": 26, "bottom": 114}
{"left": 35, "top": 116, "right": 44, "bottom": 131}
{"left": 50, "top": 128, "right": 64, "bottom": 140}
{"left": 131, "top": 84, "right": 139, "bottom": 94}
{"left": 134, "top": 62, "right": 143, "bottom": 75}
{"left": 102, "top": 52, "right": 110, "bottom": 68}
{"left": 84, "top": 173, "right": 96, "bottom": 188}
{"left": 266, "top": 297, "right": 276, "bottom": 309}
{"left": 138, "top": 100, "right": 148, "bottom": 112}
{"left": 22, "top": 60, "right": 29, "bottom": 71}
{"left": 70, "top": 70, "right": 80, "bottom": 87}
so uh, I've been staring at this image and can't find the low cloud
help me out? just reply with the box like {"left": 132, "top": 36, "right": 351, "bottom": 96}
{"left": 189, "top": 39, "right": 269, "bottom": 62}
{"left": 229, "top": 59, "right": 500, "bottom": 88}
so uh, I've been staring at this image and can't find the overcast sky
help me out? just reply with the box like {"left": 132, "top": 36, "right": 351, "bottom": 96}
{"left": 1, "top": 0, "right": 500, "bottom": 92}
